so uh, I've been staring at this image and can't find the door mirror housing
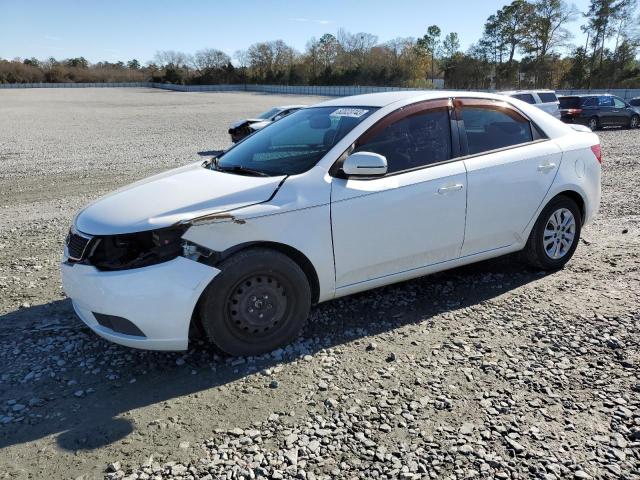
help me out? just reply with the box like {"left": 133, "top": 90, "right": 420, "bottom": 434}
{"left": 342, "top": 151, "right": 388, "bottom": 177}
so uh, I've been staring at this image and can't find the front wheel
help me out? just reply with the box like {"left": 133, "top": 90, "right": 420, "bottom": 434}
{"left": 199, "top": 248, "right": 311, "bottom": 356}
{"left": 629, "top": 115, "right": 639, "bottom": 129}
{"left": 522, "top": 195, "right": 582, "bottom": 270}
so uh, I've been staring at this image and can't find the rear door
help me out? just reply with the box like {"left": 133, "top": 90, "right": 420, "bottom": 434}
{"left": 455, "top": 98, "right": 563, "bottom": 256}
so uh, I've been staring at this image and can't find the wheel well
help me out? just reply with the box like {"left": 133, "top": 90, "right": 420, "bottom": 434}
{"left": 229, "top": 242, "right": 321, "bottom": 304}
{"left": 554, "top": 191, "right": 586, "bottom": 224}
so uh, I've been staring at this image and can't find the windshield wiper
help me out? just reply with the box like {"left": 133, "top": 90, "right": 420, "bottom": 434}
{"left": 217, "top": 165, "right": 270, "bottom": 177}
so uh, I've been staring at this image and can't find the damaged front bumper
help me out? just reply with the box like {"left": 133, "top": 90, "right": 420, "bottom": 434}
{"left": 61, "top": 255, "right": 219, "bottom": 350}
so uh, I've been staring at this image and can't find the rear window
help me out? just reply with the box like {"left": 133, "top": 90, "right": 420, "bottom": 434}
{"left": 511, "top": 93, "right": 536, "bottom": 104}
{"left": 461, "top": 106, "right": 533, "bottom": 155}
{"left": 538, "top": 92, "right": 558, "bottom": 103}
{"left": 559, "top": 97, "right": 581, "bottom": 109}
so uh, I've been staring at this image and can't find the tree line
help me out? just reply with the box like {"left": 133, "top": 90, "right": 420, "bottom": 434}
{"left": 1, "top": 0, "right": 638, "bottom": 89}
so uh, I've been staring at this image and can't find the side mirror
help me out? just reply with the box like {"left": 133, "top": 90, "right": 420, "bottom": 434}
{"left": 342, "top": 151, "right": 388, "bottom": 177}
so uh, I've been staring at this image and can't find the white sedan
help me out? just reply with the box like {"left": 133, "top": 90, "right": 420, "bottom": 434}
{"left": 62, "top": 91, "right": 601, "bottom": 355}
{"left": 228, "top": 105, "right": 306, "bottom": 142}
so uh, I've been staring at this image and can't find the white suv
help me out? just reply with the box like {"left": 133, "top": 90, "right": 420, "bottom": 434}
{"left": 62, "top": 91, "right": 601, "bottom": 356}
{"left": 502, "top": 90, "right": 561, "bottom": 119}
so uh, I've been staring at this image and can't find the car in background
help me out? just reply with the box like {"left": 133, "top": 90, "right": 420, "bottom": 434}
{"left": 62, "top": 91, "right": 601, "bottom": 355}
{"left": 502, "top": 90, "right": 560, "bottom": 119}
{"left": 629, "top": 97, "right": 640, "bottom": 107}
{"left": 559, "top": 94, "right": 640, "bottom": 130}
{"left": 228, "top": 105, "right": 306, "bottom": 142}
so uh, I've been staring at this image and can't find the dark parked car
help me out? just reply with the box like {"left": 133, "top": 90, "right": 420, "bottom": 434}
{"left": 559, "top": 94, "right": 640, "bottom": 130}
{"left": 630, "top": 97, "right": 640, "bottom": 107}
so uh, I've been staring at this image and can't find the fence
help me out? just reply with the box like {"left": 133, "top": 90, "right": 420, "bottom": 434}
{"left": 1, "top": 82, "right": 639, "bottom": 99}
{"left": 0, "top": 82, "right": 151, "bottom": 88}
{"left": 149, "top": 83, "right": 423, "bottom": 96}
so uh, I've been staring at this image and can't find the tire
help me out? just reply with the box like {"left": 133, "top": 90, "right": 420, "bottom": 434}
{"left": 587, "top": 116, "right": 599, "bottom": 131}
{"left": 629, "top": 115, "right": 639, "bottom": 129}
{"left": 522, "top": 195, "right": 582, "bottom": 271}
{"left": 199, "top": 248, "right": 311, "bottom": 356}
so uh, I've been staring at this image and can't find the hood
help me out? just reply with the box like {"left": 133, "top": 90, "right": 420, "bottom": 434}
{"left": 75, "top": 162, "right": 285, "bottom": 235}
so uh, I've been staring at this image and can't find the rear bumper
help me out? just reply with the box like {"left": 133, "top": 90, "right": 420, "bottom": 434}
{"left": 61, "top": 257, "right": 220, "bottom": 350}
{"left": 560, "top": 116, "right": 587, "bottom": 125}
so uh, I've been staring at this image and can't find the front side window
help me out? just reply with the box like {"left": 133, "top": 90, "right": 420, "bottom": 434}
{"left": 538, "top": 92, "right": 558, "bottom": 103}
{"left": 613, "top": 97, "right": 626, "bottom": 108}
{"left": 215, "top": 106, "right": 377, "bottom": 176}
{"left": 461, "top": 106, "right": 533, "bottom": 155}
{"left": 354, "top": 108, "right": 452, "bottom": 173}
{"left": 273, "top": 109, "right": 291, "bottom": 121}
{"left": 257, "top": 108, "right": 281, "bottom": 120}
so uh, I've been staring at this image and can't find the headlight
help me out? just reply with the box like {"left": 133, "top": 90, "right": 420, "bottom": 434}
{"left": 79, "top": 226, "right": 187, "bottom": 271}
{"left": 66, "top": 226, "right": 218, "bottom": 271}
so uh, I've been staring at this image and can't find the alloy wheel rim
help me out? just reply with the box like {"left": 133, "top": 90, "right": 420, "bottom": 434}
{"left": 632, "top": 117, "right": 639, "bottom": 128}
{"left": 543, "top": 208, "right": 576, "bottom": 260}
{"left": 589, "top": 119, "right": 597, "bottom": 130}
{"left": 227, "top": 274, "right": 288, "bottom": 338}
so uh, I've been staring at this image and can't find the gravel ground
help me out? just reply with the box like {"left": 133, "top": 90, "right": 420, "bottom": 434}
{"left": 0, "top": 88, "right": 638, "bottom": 480}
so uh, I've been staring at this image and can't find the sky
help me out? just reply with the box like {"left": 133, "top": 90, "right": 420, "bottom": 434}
{"left": 0, "top": 0, "right": 594, "bottom": 64}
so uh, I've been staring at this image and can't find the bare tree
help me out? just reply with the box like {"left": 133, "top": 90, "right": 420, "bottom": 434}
{"left": 153, "top": 50, "right": 192, "bottom": 68}
{"left": 194, "top": 49, "right": 231, "bottom": 72}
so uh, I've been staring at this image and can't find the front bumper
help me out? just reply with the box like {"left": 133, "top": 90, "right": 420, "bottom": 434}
{"left": 61, "top": 256, "right": 220, "bottom": 350}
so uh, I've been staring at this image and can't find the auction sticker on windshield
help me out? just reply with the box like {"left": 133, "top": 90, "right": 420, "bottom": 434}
{"left": 330, "top": 108, "right": 370, "bottom": 118}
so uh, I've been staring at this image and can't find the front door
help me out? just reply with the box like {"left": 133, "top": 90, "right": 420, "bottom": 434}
{"left": 612, "top": 97, "right": 630, "bottom": 126}
{"left": 330, "top": 100, "right": 467, "bottom": 289}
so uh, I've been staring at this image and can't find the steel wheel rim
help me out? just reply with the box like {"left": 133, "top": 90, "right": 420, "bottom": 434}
{"left": 543, "top": 208, "right": 576, "bottom": 260}
{"left": 226, "top": 273, "right": 289, "bottom": 340}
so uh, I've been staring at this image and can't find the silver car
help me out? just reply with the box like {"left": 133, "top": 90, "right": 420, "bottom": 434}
{"left": 502, "top": 90, "right": 561, "bottom": 119}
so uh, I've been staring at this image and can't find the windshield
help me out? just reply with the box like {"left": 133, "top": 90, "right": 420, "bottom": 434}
{"left": 214, "top": 106, "right": 377, "bottom": 176}
{"left": 257, "top": 108, "right": 281, "bottom": 119}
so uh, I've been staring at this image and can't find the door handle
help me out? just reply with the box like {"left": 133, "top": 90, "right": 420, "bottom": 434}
{"left": 537, "top": 162, "right": 556, "bottom": 172}
{"left": 437, "top": 184, "right": 464, "bottom": 194}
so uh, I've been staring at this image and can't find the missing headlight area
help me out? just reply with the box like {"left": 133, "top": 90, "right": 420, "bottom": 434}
{"left": 66, "top": 226, "right": 189, "bottom": 271}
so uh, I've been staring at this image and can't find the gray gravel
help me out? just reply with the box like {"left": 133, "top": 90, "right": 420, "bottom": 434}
{"left": 0, "top": 89, "right": 639, "bottom": 479}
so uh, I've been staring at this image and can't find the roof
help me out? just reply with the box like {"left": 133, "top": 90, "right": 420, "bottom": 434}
{"left": 500, "top": 89, "right": 556, "bottom": 95}
{"left": 314, "top": 90, "right": 522, "bottom": 108}
{"left": 277, "top": 105, "right": 307, "bottom": 110}
{"left": 557, "top": 93, "right": 610, "bottom": 97}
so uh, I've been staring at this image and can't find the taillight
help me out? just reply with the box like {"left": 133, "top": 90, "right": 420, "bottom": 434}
{"left": 591, "top": 144, "right": 602, "bottom": 164}
{"left": 566, "top": 108, "right": 582, "bottom": 115}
